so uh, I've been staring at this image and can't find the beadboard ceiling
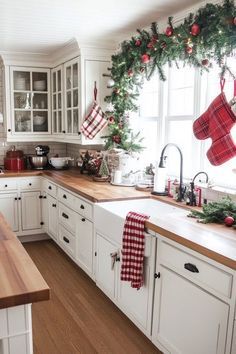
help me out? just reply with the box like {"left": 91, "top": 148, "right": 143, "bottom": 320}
{"left": 0, "top": 0, "right": 202, "bottom": 54}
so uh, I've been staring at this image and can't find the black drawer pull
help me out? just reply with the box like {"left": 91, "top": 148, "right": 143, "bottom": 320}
{"left": 184, "top": 263, "right": 199, "bottom": 273}
{"left": 62, "top": 212, "right": 69, "bottom": 219}
{"left": 63, "top": 194, "right": 67, "bottom": 199}
{"left": 40, "top": 222, "right": 44, "bottom": 225}
{"left": 8, "top": 129, "right": 11, "bottom": 132}
{"left": 80, "top": 204, "right": 85, "bottom": 209}
{"left": 52, "top": 203, "right": 56, "bottom": 208}
{"left": 39, "top": 195, "right": 43, "bottom": 199}
{"left": 4, "top": 184, "right": 7, "bottom": 187}
{"left": 14, "top": 197, "right": 18, "bottom": 201}
{"left": 154, "top": 272, "right": 161, "bottom": 279}
{"left": 48, "top": 186, "right": 52, "bottom": 190}
{"left": 29, "top": 183, "right": 32, "bottom": 186}
{"left": 63, "top": 236, "right": 69, "bottom": 243}
{"left": 18, "top": 197, "right": 21, "bottom": 200}
{"left": 43, "top": 196, "right": 47, "bottom": 199}
{"left": 81, "top": 218, "right": 86, "bottom": 222}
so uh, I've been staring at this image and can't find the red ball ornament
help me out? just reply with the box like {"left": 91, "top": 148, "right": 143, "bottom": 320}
{"left": 141, "top": 54, "right": 150, "bottom": 64}
{"left": 127, "top": 69, "right": 133, "bottom": 77}
{"left": 224, "top": 216, "right": 235, "bottom": 226}
{"left": 108, "top": 116, "right": 115, "bottom": 124}
{"left": 201, "top": 59, "right": 209, "bottom": 66}
{"left": 135, "top": 39, "right": 142, "bottom": 47}
{"left": 147, "top": 41, "right": 154, "bottom": 49}
{"left": 191, "top": 23, "right": 200, "bottom": 36}
{"left": 186, "top": 45, "right": 193, "bottom": 54}
{"left": 112, "top": 135, "right": 121, "bottom": 144}
{"left": 165, "top": 26, "right": 173, "bottom": 37}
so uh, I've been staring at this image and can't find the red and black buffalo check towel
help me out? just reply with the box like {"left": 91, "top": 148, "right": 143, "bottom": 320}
{"left": 120, "top": 211, "right": 150, "bottom": 289}
{"left": 81, "top": 101, "right": 107, "bottom": 139}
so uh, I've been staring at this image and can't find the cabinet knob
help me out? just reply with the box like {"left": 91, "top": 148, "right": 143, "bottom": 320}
{"left": 80, "top": 204, "right": 85, "bottom": 209}
{"left": 4, "top": 184, "right": 7, "bottom": 187}
{"left": 8, "top": 129, "right": 11, "bottom": 132}
{"left": 154, "top": 272, "right": 161, "bottom": 279}
{"left": 62, "top": 130, "right": 66, "bottom": 134}
{"left": 39, "top": 195, "right": 43, "bottom": 199}
{"left": 62, "top": 212, "right": 69, "bottom": 219}
{"left": 48, "top": 186, "right": 52, "bottom": 190}
{"left": 18, "top": 197, "right": 21, "bottom": 200}
{"left": 63, "top": 236, "right": 69, "bottom": 244}
{"left": 52, "top": 203, "right": 56, "bottom": 208}
{"left": 78, "top": 132, "right": 81, "bottom": 135}
{"left": 63, "top": 194, "right": 67, "bottom": 199}
{"left": 184, "top": 263, "right": 199, "bottom": 273}
{"left": 81, "top": 218, "right": 86, "bottom": 222}
{"left": 14, "top": 197, "right": 18, "bottom": 201}
{"left": 43, "top": 196, "right": 47, "bottom": 199}
{"left": 40, "top": 222, "right": 44, "bottom": 226}
{"left": 29, "top": 183, "right": 32, "bottom": 186}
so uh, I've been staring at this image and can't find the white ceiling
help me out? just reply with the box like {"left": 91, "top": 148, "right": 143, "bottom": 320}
{"left": 0, "top": 0, "right": 202, "bottom": 54}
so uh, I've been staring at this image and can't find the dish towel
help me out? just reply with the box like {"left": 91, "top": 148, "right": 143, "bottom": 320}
{"left": 120, "top": 211, "right": 150, "bottom": 289}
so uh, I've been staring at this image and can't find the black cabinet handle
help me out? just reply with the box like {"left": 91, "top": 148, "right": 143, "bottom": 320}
{"left": 4, "top": 185, "right": 7, "bottom": 187}
{"left": 43, "top": 196, "right": 47, "bottom": 199}
{"left": 184, "top": 263, "right": 199, "bottom": 273}
{"left": 18, "top": 197, "right": 21, "bottom": 200}
{"left": 80, "top": 204, "right": 85, "bottom": 209}
{"left": 52, "top": 203, "right": 56, "bottom": 208}
{"left": 81, "top": 218, "right": 85, "bottom": 222}
{"left": 63, "top": 236, "right": 69, "bottom": 243}
{"left": 8, "top": 129, "right": 11, "bottom": 132}
{"left": 39, "top": 195, "right": 43, "bottom": 199}
{"left": 40, "top": 222, "right": 44, "bottom": 225}
{"left": 62, "top": 212, "right": 69, "bottom": 219}
{"left": 48, "top": 186, "right": 52, "bottom": 190}
{"left": 63, "top": 194, "right": 67, "bottom": 199}
{"left": 78, "top": 131, "right": 81, "bottom": 135}
{"left": 154, "top": 272, "right": 161, "bottom": 279}
{"left": 14, "top": 197, "right": 18, "bottom": 201}
{"left": 62, "top": 130, "right": 66, "bottom": 134}
{"left": 29, "top": 183, "right": 32, "bottom": 186}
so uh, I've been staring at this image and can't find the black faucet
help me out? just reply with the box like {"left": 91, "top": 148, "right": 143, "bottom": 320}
{"left": 152, "top": 143, "right": 184, "bottom": 202}
{"left": 189, "top": 171, "right": 209, "bottom": 206}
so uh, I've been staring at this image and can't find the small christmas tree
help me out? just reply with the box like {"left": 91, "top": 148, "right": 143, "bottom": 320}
{"left": 98, "top": 156, "right": 110, "bottom": 177}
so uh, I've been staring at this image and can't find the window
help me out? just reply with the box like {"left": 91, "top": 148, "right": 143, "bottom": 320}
{"left": 135, "top": 57, "right": 236, "bottom": 188}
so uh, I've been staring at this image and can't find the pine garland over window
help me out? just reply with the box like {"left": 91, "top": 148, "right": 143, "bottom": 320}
{"left": 103, "top": 0, "right": 236, "bottom": 152}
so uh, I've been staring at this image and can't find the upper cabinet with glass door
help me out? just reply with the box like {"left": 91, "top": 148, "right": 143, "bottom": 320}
{"left": 52, "top": 65, "right": 64, "bottom": 137}
{"left": 64, "top": 57, "right": 80, "bottom": 140}
{"left": 9, "top": 67, "right": 50, "bottom": 138}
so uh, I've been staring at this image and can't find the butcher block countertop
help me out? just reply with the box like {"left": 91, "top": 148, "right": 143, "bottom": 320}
{"left": 0, "top": 214, "right": 50, "bottom": 309}
{"left": 1, "top": 169, "right": 236, "bottom": 270}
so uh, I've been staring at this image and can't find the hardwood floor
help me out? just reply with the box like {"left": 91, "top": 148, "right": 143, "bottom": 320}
{"left": 24, "top": 240, "right": 161, "bottom": 354}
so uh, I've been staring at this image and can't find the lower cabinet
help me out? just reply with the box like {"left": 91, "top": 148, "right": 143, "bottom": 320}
{"left": 21, "top": 191, "right": 42, "bottom": 231}
{"left": 76, "top": 215, "right": 93, "bottom": 277}
{"left": 47, "top": 195, "right": 58, "bottom": 242}
{"left": 58, "top": 224, "right": 75, "bottom": 258}
{"left": 0, "top": 193, "right": 19, "bottom": 232}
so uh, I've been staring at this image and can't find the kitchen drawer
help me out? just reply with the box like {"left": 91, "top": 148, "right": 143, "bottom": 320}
{"left": 75, "top": 197, "right": 93, "bottom": 220}
{"left": 19, "top": 177, "right": 41, "bottom": 190}
{"left": 58, "top": 202, "right": 76, "bottom": 234}
{"left": 159, "top": 241, "right": 233, "bottom": 299}
{"left": 45, "top": 180, "right": 57, "bottom": 197}
{"left": 0, "top": 178, "right": 17, "bottom": 191}
{"left": 58, "top": 187, "right": 75, "bottom": 209}
{"left": 58, "top": 224, "right": 75, "bottom": 258}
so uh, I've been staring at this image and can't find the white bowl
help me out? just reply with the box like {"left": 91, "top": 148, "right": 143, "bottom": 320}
{"left": 33, "top": 80, "right": 46, "bottom": 91}
{"left": 34, "top": 115, "right": 46, "bottom": 125}
{"left": 49, "top": 157, "right": 71, "bottom": 169}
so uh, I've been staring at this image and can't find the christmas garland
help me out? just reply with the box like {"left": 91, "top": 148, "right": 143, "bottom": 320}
{"left": 188, "top": 196, "right": 236, "bottom": 227}
{"left": 103, "top": 0, "right": 236, "bottom": 152}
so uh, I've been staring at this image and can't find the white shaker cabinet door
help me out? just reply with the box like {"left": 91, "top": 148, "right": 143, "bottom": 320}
{"left": 21, "top": 191, "right": 42, "bottom": 231}
{"left": 152, "top": 265, "right": 229, "bottom": 354}
{"left": 0, "top": 193, "right": 19, "bottom": 232}
{"left": 95, "top": 233, "right": 118, "bottom": 301}
{"left": 76, "top": 216, "right": 93, "bottom": 277}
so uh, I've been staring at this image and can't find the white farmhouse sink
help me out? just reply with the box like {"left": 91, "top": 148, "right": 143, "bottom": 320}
{"left": 94, "top": 198, "right": 183, "bottom": 246}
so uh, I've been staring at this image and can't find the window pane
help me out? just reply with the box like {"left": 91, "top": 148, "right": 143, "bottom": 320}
{"left": 139, "top": 76, "right": 159, "bottom": 117}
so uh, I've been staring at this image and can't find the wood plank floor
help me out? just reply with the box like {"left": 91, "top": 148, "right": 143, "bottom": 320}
{"left": 24, "top": 240, "right": 162, "bottom": 354}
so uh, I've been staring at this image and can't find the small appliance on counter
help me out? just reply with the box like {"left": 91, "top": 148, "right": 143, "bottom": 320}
{"left": 28, "top": 145, "right": 50, "bottom": 170}
{"left": 49, "top": 156, "right": 73, "bottom": 169}
{"left": 4, "top": 146, "right": 26, "bottom": 170}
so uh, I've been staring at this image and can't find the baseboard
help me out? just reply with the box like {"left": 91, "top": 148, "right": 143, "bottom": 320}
{"left": 19, "top": 233, "right": 51, "bottom": 243}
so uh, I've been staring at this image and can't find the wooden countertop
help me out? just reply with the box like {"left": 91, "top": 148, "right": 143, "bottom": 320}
{"left": 1, "top": 168, "right": 236, "bottom": 270}
{"left": 0, "top": 214, "right": 50, "bottom": 309}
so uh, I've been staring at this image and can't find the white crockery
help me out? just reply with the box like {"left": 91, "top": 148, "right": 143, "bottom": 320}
{"left": 49, "top": 157, "right": 72, "bottom": 169}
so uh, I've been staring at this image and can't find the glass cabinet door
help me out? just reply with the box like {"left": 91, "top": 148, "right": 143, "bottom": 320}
{"left": 52, "top": 65, "right": 63, "bottom": 135}
{"left": 64, "top": 59, "right": 80, "bottom": 137}
{"left": 11, "top": 68, "right": 50, "bottom": 134}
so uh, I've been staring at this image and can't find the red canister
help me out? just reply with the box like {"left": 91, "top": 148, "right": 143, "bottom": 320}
{"left": 4, "top": 157, "right": 26, "bottom": 170}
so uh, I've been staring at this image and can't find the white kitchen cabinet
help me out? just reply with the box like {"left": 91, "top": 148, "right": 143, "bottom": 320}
{"left": 21, "top": 191, "right": 42, "bottom": 231}
{"left": 76, "top": 215, "right": 93, "bottom": 276}
{"left": 58, "top": 223, "right": 76, "bottom": 258}
{"left": 152, "top": 239, "right": 231, "bottom": 354}
{"left": 51, "top": 65, "right": 64, "bottom": 137}
{"left": 7, "top": 67, "right": 51, "bottom": 141}
{"left": 117, "top": 234, "right": 156, "bottom": 336}
{"left": 0, "top": 193, "right": 19, "bottom": 232}
{"left": 47, "top": 194, "right": 58, "bottom": 242}
{"left": 95, "top": 233, "right": 119, "bottom": 300}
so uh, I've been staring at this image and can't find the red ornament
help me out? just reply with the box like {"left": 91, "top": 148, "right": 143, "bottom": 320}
{"left": 141, "top": 54, "right": 150, "bottom": 64}
{"left": 165, "top": 26, "right": 173, "bottom": 37}
{"left": 112, "top": 135, "right": 121, "bottom": 144}
{"left": 191, "top": 23, "right": 200, "bottom": 36}
{"left": 186, "top": 45, "right": 193, "bottom": 54}
{"left": 151, "top": 35, "right": 158, "bottom": 42}
{"left": 224, "top": 216, "right": 235, "bottom": 226}
{"left": 147, "top": 41, "right": 154, "bottom": 49}
{"left": 108, "top": 116, "right": 115, "bottom": 124}
{"left": 201, "top": 59, "right": 209, "bottom": 66}
{"left": 127, "top": 69, "right": 133, "bottom": 77}
{"left": 135, "top": 39, "right": 142, "bottom": 47}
